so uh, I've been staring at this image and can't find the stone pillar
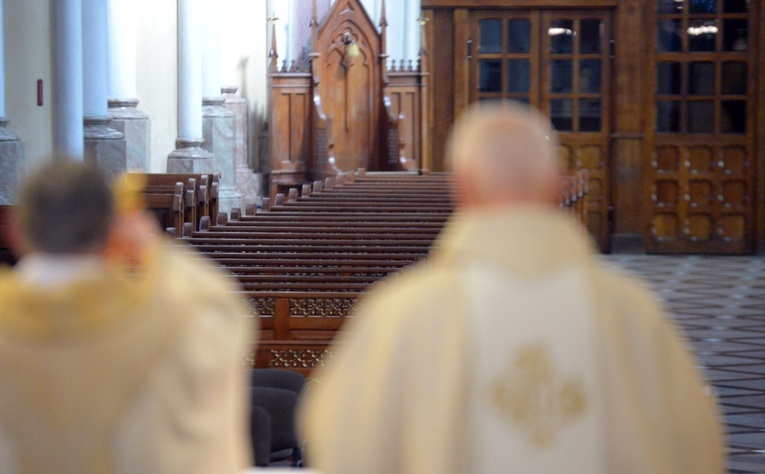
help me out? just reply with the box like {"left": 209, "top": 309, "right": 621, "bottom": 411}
{"left": 53, "top": 0, "right": 84, "bottom": 158}
{"left": 203, "top": 97, "right": 241, "bottom": 213}
{"left": 201, "top": 0, "right": 241, "bottom": 212}
{"left": 0, "top": 0, "right": 25, "bottom": 204}
{"left": 82, "top": 0, "right": 126, "bottom": 180}
{"left": 107, "top": 0, "right": 150, "bottom": 171}
{"left": 168, "top": 0, "right": 214, "bottom": 173}
{"left": 222, "top": 86, "right": 262, "bottom": 201}
{"left": 0, "top": 121, "right": 24, "bottom": 205}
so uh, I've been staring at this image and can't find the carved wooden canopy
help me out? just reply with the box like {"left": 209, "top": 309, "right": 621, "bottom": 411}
{"left": 267, "top": 0, "right": 430, "bottom": 196}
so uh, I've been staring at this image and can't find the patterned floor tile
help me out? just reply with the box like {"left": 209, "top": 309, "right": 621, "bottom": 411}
{"left": 605, "top": 255, "right": 765, "bottom": 472}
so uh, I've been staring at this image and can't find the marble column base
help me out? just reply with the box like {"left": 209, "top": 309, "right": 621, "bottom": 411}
{"left": 167, "top": 138, "right": 215, "bottom": 173}
{"left": 0, "top": 119, "right": 26, "bottom": 204}
{"left": 108, "top": 98, "right": 151, "bottom": 172}
{"left": 217, "top": 185, "right": 244, "bottom": 216}
{"left": 222, "top": 87, "right": 260, "bottom": 201}
{"left": 83, "top": 116, "right": 127, "bottom": 182}
{"left": 203, "top": 97, "right": 242, "bottom": 210}
{"left": 236, "top": 165, "right": 263, "bottom": 202}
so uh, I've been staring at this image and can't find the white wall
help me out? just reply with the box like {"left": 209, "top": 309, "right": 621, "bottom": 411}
{"left": 4, "top": 0, "right": 54, "bottom": 174}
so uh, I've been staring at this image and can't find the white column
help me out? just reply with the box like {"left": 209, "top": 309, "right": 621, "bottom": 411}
{"left": 168, "top": 0, "right": 213, "bottom": 174}
{"left": 83, "top": 0, "right": 127, "bottom": 179}
{"left": 107, "top": 0, "right": 150, "bottom": 172}
{"left": 53, "top": 0, "right": 84, "bottom": 158}
{"left": 178, "top": 0, "right": 203, "bottom": 142}
{"left": 107, "top": 0, "right": 137, "bottom": 100}
{"left": 201, "top": 0, "right": 221, "bottom": 99}
{"left": 82, "top": 0, "right": 109, "bottom": 118}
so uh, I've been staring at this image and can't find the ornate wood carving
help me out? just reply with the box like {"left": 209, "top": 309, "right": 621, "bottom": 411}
{"left": 268, "top": 0, "right": 430, "bottom": 196}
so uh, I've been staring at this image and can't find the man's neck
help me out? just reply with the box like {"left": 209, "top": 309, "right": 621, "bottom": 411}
{"left": 16, "top": 253, "right": 105, "bottom": 288}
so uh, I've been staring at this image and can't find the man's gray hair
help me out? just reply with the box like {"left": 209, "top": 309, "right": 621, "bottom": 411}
{"left": 19, "top": 161, "right": 115, "bottom": 254}
{"left": 446, "top": 102, "right": 561, "bottom": 202}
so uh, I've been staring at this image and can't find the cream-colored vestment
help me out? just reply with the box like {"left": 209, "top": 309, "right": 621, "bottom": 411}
{"left": 0, "top": 243, "right": 255, "bottom": 473}
{"left": 301, "top": 207, "right": 724, "bottom": 474}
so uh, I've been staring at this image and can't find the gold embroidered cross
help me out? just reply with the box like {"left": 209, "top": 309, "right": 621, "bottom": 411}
{"left": 490, "top": 342, "right": 587, "bottom": 448}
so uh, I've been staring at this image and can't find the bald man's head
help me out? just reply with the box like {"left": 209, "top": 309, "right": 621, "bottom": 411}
{"left": 446, "top": 103, "right": 561, "bottom": 208}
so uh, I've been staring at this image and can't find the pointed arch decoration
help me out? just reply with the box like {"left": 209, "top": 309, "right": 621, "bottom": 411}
{"left": 267, "top": 0, "right": 430, "bottom": 196}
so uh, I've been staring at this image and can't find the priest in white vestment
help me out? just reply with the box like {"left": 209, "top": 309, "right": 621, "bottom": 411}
{"left": 0, "top": 162, "right": 254, "bottom": 473}
{"left": 300, "top": 104, "right": 725, "bottom": 473}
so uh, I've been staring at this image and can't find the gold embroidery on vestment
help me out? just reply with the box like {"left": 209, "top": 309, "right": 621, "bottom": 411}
{"left": 490, "top": 342, "right": 587, "bottom": 448}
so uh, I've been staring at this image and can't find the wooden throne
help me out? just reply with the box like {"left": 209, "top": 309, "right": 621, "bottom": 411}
{"left": 267, "top": 0, "right": 430, "bottom": 196}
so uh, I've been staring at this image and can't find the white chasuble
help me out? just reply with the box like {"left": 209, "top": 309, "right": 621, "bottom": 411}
{"left": 463, "top": 261, "right": 606, "bottom": 473}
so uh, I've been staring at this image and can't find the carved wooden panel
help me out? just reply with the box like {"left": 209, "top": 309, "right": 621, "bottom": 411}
{"left": 315, "top": 0, "right": 382, "bottom": 172}
{"left": 269, "top": 77, "right": 311, "bottom": 169}
{"left": 649, "top": 143, "right": 753, "bottom": 253}
{"left": 388, "top": 82, "right": 421, "bottom": 166}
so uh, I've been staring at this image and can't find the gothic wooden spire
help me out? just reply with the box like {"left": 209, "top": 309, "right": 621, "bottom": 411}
{"left": 310, "top": 0, "right": 319, "bottom": 48}
{"left": 418, "top": 17, "right": 429, "bottom": 73}
{"left": 268, "top": 15, "right": 279, "bottom": 73}
{"left": 380, "top": 0, "right": 389, "bottom": 82}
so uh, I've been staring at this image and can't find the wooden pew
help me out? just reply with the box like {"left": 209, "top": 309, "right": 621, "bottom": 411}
{"left": 134, "top": 172, "right": 221, "bottom": 233}
{"left": 144, "top": 182, "right": 185, "bottom": 237}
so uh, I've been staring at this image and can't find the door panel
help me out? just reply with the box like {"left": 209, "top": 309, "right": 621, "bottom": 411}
{"left": 649, "top": 0, "right": 755, "bottom": 253}
{"left": 470, "top": 11, "right": 613, "bottom": 251}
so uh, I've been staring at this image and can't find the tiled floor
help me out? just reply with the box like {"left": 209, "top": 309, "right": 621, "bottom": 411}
{"left": 605, "top": 255, "right": 765, "bottom": 473}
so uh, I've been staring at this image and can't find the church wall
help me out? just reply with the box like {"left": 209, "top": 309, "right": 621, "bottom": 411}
{"left": 4, "top": 0, "right": 54, "bottom": 174}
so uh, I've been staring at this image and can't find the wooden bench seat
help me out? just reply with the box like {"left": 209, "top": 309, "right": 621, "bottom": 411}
{"left": 143, "top": 183, "right": 185, "bottom": 237}
{"left": 235, "top": 215, "right": 449, "bottom": 224}
{"left": 202, "top": 226, "right": 443, "bottom": 236}
{"left": 205, "top": 256, "right": 421, "bottom": 267}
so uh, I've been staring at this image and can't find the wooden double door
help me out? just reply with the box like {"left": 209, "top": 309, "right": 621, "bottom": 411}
{"left": 469, "top": 10, "right": 613, "bottom": 250}
{"left": 649, "top": 0, "right": 756, "bottom": 254}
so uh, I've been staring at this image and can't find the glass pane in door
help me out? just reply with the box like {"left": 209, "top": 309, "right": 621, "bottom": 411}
{"left": 579, "top": 20, "right": 602, "bottom": 53}
{"left": 479, "top": 60, "right": 503, "bottom": 92}
{"left": 549, "top": 20, "right": 574, "bottom": 54}
{"left": 688, "top": 62, "right": 716, "bottom": 95}
{"left": 657, "top": 62, "right": 682, "bottom": 95}
{"left": 480, "top": 19, "right": 502, "bottom": 53}
{"left": 579, "top": 60, "right": 601, "bottom": 93}
{"left": 550, "top": 99, "right": 574, "bottom": 131}
{"left": 507, "top": 59, "right": 530, "bottom": 93}
{"left": 579, "top": 99, "right": 601, "bottom": 132}
{"left": 550, "top": 60, "right": 573, "bottom": 93}
{"left": 723, "top": 19, "right": 748, "bottom": 51}
{"left": 721, "top": 62, "right": 747, "bottom": 95}
{"left": 688, "top": 20, "right": 718, "bottom": 52}
{"left": 508, "top": 19, "right": 531, "bottom": 53}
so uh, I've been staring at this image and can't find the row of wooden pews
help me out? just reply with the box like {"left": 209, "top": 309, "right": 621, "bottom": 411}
{"left": 183, "top": 170, "right": 588, "bottom": 374}
{"left": 138, "top": 173, "right": 220, "bottom": 237}
{"left": 185, "top": 171, "right": 451, "bottom": 373}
